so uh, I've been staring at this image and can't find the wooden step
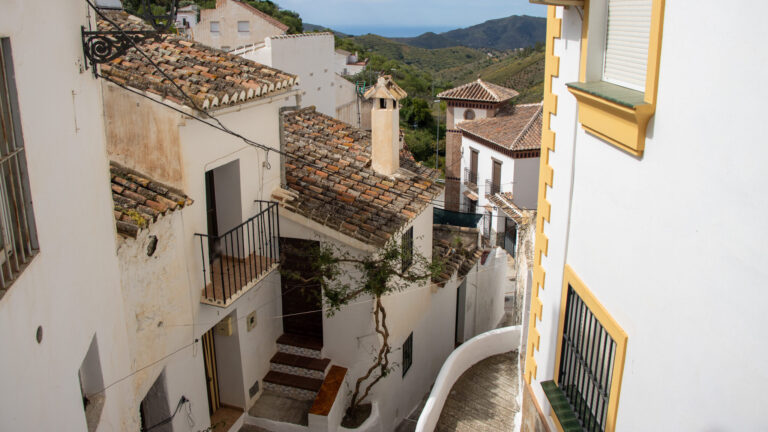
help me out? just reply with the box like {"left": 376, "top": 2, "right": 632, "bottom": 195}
{"left": 277, "top": 333, "right": 323, "bottom": 351}
{"left": 271, "top": 352, "right": 330, "bottom": 372}
{"left": 263, "top": 371, "right": 323, "bottom": 393}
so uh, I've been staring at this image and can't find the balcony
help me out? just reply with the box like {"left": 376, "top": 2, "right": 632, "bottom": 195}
{"left": 484, "top": 179, "right": 501, "bottom": 197}
{"left": 196, "top": 201, "right": 280, "bottom": 307}
{"left": 464, "top": 167, "right": 478, "bottom": 192}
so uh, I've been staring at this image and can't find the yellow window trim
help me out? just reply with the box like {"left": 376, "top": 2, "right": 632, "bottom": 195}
{"left": 550, "top": 265, "right": 628, "bottom": 432}
{"left": 569, "top": 0, "right": 665, "bottom": 157}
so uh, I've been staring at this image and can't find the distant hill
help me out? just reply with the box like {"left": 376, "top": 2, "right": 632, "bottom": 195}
{"left": 304, "top": 23, "right": 347, "bottom": 37}
{"left": 394, "top": 15, "right": 545, "bottom": 50}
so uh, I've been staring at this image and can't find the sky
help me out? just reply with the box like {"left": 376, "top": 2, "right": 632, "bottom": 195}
{"left": 273, "top": 0, "right": 548, "bottom": 37}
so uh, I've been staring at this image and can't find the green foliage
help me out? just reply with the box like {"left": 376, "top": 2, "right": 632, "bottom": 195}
{"left": 400, "top": 97, "right": 434, "bottom": 129}
{"left": 397, "top": 15, "right": 546, "bottom": 51}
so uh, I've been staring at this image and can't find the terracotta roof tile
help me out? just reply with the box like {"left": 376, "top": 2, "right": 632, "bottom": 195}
{"left": 458, "top": 103, "right": 542, "bottom": 151}
{"left": 97, "top": 11, "right": 297, "bottom": 111}
{"left": 432, "top": 224, "right": 482, "bottom": 286}
{"left": 437, "top": 79, "right": 519, "bottom": 103}
{"left": 275, "top": 107, "right": 443, "bottom": 246}
{"left": 487, "top": 193, "right": 534, "bottom": 226}
{"left": 110, "top": 161, "right": 193, "bottom": 238}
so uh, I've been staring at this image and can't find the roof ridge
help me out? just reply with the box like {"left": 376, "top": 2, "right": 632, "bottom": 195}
{"left": 231, "top": 0, "right": 290, "bottom": 31}
{"left": 476, "top": 79, "right": 499, "bottom": 100}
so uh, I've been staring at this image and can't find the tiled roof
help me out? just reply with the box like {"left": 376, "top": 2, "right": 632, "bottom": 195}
{"left": 432, "top": 224, "right": 482, "bottom": 286}
{"left": 110, "top": 162, "right": 193, "bottom": 238}
{"left": 97, "top": 11, "right": 297, "bottom": 111}
{"left": 364, "top": 75, "right": 407, "bottom": 101}
{"left": 231, "top": 0, "right": 290, "bottom": 31}
{"left": 274, "top": 107, "right": 443, "bottom": 247}
{"left": 458, "top": 103, "right": 543, "bottom": 151}
{"left": 487, "top": 193, "right": 533, "bottom": 226}
{"left": 437, "top": 79, "right": 519, "bottom": 103}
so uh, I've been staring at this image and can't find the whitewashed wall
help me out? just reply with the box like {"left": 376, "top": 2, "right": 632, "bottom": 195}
{"left": 459, "top": 135, "right": 515, "bottom": 209}
{"left": 511, "top": 157, "right": 539, "bottom": 210}
{"left": 239, "top": 34, "right": 336, "bottom": 117}
{"left": 0, "top": 1, "right": 132, "bottom": 430}
{"left": 532, "top": 4, "right": 768, "bottom": 431}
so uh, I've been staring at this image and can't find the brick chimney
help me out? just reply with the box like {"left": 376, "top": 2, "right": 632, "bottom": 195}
{"left": 364, "top": 76, "right": 407, "bottom": 176}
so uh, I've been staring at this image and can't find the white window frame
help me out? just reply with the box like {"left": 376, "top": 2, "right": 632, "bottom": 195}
{"left": 237, "top": 20, "right": 250, "bottom": 34}
{"left": 210, "top": 21, "right": 220, "bottom": 34}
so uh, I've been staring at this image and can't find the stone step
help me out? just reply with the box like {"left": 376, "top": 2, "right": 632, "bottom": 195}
{"left": 277, "top": 333, "right": 323, "bottom": 359}
{"left": 263, "top": 371, "right": 323, "bottom": 401}
{"left": 270, "top": 352, "right": 330, "bottom": 380}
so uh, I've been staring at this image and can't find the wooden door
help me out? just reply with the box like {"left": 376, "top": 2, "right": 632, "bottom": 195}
{"left": 280, "top": 238, "right": 323, "bottom": 341}
{"left": 202, "top": 328, "right": 220, "bottom": 415}
{"left": 470, "top": 149, "right": 478, "bottom": 183}
{"left": 492, "top": 160, "right": 502, "bottom": 195}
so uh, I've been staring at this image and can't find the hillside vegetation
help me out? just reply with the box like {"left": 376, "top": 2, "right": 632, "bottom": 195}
{"left": 394, "top": 15, "right": 545, "bottom": 51}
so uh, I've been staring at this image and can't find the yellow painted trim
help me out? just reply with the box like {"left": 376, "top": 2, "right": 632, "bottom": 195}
{"left": 551, "top": 409, "right": 566, "bottom": 432}
{"left": 576, "top": 0, "right": 665, "bottom": 156}
{"left": 524, "top": 5, "right": 560, "bottom": 385}
{"left": 551, "top": 265, "right": 628, "bottom": 432}
{"left": 567, "top": 87, "right": 655, "bottom": 156}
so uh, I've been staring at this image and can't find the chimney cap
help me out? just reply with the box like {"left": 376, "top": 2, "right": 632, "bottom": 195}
{"left": 363, "top": 75, "right": 407, "bottom": 101}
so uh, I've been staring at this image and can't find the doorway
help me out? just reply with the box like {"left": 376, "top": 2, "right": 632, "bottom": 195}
{"left": 201, "top": 327, "right": 220, "bottom": 416}
{"left": 455, "top": 279, "right": 467, "bottom": 346}
{"left": 280, "top": 237, "right": 323, "bottom": 342}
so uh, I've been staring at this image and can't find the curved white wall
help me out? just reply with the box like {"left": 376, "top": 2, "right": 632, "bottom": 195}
{"left": 415, "top": 325, "right": 521, "bottom": 432}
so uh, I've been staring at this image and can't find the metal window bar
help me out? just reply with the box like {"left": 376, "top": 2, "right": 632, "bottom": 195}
{"left": 557, "top": 284, "right": 616, "bottom": 432}
{"left": 195, "top": 202, "right": 280, "bottom": 304}
{"left": 463, "top": 167, "right": 478, "bottom": 186}
{"left": 484, "top": 178, "right": 500, "bottom": 196}
{"left": 0, "top": 39, "right": 38, "bottom": 291}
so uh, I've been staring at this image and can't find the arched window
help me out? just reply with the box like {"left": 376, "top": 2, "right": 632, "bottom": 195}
{"left": 464, "top": 109, "right": 475, "bottom": 120}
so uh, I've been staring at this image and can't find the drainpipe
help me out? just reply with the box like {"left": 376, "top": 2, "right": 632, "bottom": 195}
{"left": 278, "top": 105, "right": 300, "bottom": 188}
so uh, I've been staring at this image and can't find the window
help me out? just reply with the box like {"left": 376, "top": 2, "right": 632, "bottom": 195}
{"left": 401, "top": 226, "right": 413, "bottom": 272}
{"left": 402, "top": 332, "right": 413, "bottom": 377}
{"left": 463, "top": 109, "right": 475, "bottom": 120}
{"left": 379, "top": 98, "right": 387, "bottom": 109}
{"left": 566, "top": 0, "right": 664, "bottom": 156}
{"left": 210, "top": 21, "right": 220, "bottom": 33}
{"left": 237, "top": 20, "right": 250, "bottom": 34}
{"left": 0, "top": 39, "right": 38, "bottom": 293}
{"left": 542, "top": 265, "right": 627, "bottom": 432}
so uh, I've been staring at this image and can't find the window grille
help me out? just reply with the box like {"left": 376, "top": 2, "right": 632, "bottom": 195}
{"left": 401, "top": 226, "right": 413, "bottom": 272}
{"left": 557, "top": 284, "right": 617, "bottom": 432}
{"left": 402, "top": 332, "right": 413, "bottom": 377}
{"left": 0, "top": 39, "right": 39, "bottom": 292}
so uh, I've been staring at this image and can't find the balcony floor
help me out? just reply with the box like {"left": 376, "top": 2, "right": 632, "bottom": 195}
{"left": 203, "top": 253, "right": 277, "bottom": 305}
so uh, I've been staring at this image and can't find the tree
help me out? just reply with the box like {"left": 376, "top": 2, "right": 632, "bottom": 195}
{"left": 282, "top": 237, "right": 442, "bottom": 419}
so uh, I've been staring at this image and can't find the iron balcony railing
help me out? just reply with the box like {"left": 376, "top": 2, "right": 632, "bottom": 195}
{"left": 195, "top": 201, "right": 280, "bottom": 306}
{"left": 485, "top": 179, "right": 501, "bottom": 196}
{"left": 464, "top": 167, "right": 478, "bottom": 191}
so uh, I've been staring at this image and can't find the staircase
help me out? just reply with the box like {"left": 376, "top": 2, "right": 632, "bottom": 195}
{"left": 263, "top": 334, "right": 331, "bottom": 401}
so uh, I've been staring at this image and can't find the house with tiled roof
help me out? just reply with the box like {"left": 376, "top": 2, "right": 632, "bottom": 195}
{"left": 438, "top": 78, "right": 521, "bottom": 213}
{"left": 94, "top": 8, "right": 318, "bottom": 431}
{"left": 264, "top": 75, "right": 510, "bottom": 430}
{"left": 438, "top": 75, "right": 542, "bottom": 255}
{"left": 191, "top": 0, "right": 288, "bottom": 51}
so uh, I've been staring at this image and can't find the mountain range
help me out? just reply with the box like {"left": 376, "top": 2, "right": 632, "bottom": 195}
{"left": 392, "top": 15, "right": 546, "bottom": 51}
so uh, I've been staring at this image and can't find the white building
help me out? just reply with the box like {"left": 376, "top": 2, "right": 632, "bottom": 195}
{"left": 0, "top": 1, "right": 133, "bottom": 431}
{"left": 269, "top": 76, "right": 509, "bottom": 430}
{"left": 192, "top": 0, "right": 288, "bottom": 52}
{"left": 335, "top": 48, "right": 367, "bottom": 77}
{"left": 98, "top": 9, "right": 300, "bottom": 432}
{"left": 521, "top": 1, "right": 768, "bottom": 431}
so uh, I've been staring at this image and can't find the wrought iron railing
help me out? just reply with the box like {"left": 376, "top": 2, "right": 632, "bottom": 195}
{"left": 485, "top": 179, "right": 501, "bottom": 196}
{"left": 195, "top": 201, "right": 280, "bottom": 306}
{"left": 464, "top": 167, "right": 478, "bottom": 190}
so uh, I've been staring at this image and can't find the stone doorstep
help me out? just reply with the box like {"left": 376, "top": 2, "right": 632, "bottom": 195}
{"left": 270, "top": 352, "right": 331, "bottom": 380}
{"left": 264, "top": 371, "right": 324, "bottom": 393}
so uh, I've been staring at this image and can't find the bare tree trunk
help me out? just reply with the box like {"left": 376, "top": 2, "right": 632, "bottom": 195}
{"left": 348, "top": 296, "right": 391, "bottom": 414}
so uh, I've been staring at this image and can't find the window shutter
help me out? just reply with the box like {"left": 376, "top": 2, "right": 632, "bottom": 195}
{"left": 603, "top": 0, "right": 653, "bottom": 91}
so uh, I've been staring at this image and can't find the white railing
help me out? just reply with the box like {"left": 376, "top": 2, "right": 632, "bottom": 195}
{"left": 415, "top": 326, "right": 522, "bottom": 432}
